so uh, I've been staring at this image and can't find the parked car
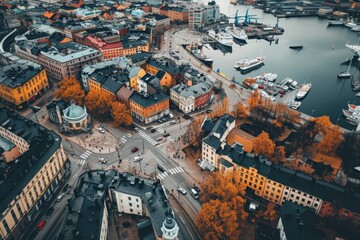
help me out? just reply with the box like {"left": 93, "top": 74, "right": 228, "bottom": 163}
{"left": 134, "top": 156, "right": 143, "bottom": 162}
{"left": 193, "top": 186, "right": 201, "bottom": 193}
{"left": 31, "top": 106, "right": 40, "bottom": 112}
{"left": 99, "top": 157, "right": 107, "bottom": 164}
{"left": 131, "top": 147, "right": 139, "bottom": 153}
{"left": 190, "top": 188, "right": 199, "bottom": 199}
{"left": 56, "top": 193, "right": 65, "bottom": 202}
{"left": 150, "top": 128, "right": 156, "bottom": 133}
{"left": 157, "top": 164, "right": 166, "bottom": 172}
{"left": 37, "top": 220, "right": 47, "bottom": 230}
{"left": 98, "top": 124, "right": 104, "bottom": 129}
{"left": 177, "top": 187, "right": 187, "bottom": 195}
{"left": 163, "top": 133, "right": 170, "bottom": 137}
{"left": 45, "top": 207, "right": 54, "bottom": 216}
{"left": 169, "top": 120, "right": 176, "bottom": 125}
{"left": 98, "top": 128, "right": 105, "bottom": 134}
{"left": 183, "top": 114, "right": 191, "bottom": 120}
{"left": 156, "top": 137, "right": 163, "bottom": 141}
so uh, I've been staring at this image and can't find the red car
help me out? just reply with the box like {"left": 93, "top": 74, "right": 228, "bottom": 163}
{"left": 37, "top": 220, "right": 46, "bottom": 230}
{"left": 131, "top": 147, "right": 139, "bottom": 153}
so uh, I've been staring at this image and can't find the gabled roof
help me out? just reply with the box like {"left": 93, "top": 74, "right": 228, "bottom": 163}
{"left": 129, "top": 91, "right": 169, "bottom": 108}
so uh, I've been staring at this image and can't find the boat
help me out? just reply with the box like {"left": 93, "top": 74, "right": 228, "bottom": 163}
{"left": 356, "top": 93, "right": 360, "bottom": 97}
{"left": 208, "top": 29, "right": 234, "bottom": 47}
{"left": 186, "top": 42, "right": 213, "bottom": 68}
{"left": 328, "top": 19, "right": 345, "bottom": 26}
{"left": 351, "top": 26, "right": 360, "bottom": 32}
{"left": 342, "top": 109, "right": 360, "bottom": 123}
{"left": 343, "top": 109, "right": 353, "bottom": 118}
{"left": 225, "top": 26, "right": 248, "bottom": 41}
{"left": 289, "top": 45, "right": 303, "bottom": 49}
{"left": 290, "top": 81, "right": 298, "bottom": 89}
{"left": 345, "top": 43, "right": 360, "bottom": 56}
{"left": 290, "top": 101, "right": 301, "bottom": 110}
{"left": 348, "top": 103, "right": 360, "bottom": 112}
{"left": 338, "top": 57, "right": 353, "bottom": 79}
{"left": 345, "top": 21, "right": 357, "bottom": 28}
{"left": 256, "top": 73, "right": 277, "bottom": 82}
{"left": 295, "top": 83, "right": 312, "bottom": 99}
{"left": 234, "top": 57, "right": 265, "bottom": 71}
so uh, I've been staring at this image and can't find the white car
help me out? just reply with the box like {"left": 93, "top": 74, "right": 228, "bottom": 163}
{"left": 177, "top": 187, "right": 187, "bottom": 195}
{"left": 99, "top": 158, "right": 107, "bottom": 164}
{"left": 98, "top": 128, "right": 105, "bottom": 134}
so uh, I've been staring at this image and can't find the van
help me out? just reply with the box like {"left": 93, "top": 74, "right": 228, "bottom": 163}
{"left": 134, "top": 156, "right": 143, "bottom": 162}
{"left": 190, "top": 188, "right": 199, "bottom": 199}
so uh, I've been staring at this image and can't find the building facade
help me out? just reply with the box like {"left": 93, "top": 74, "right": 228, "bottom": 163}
{"left": 188, "top": 1, "right": 220, "bottom": 30}
{"left": 0, "top": 59, "right": 49, "bottom": 109}
{"left": 0, "top": 108, "right": 69, "bottom": 240}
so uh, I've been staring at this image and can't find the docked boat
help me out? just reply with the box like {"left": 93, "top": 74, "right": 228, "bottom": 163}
{"left": 343, "top": 109, "right": 353, "bottom": 118}
{"left": 186, "top": 42, "right": 213, "bottom": 68}
{"left": 351, "top": 26, "right": 360, "bottom": 32}
{"left": 234, "top": 57, "right": 265, "bottom": 71}
{"left": 345, "top": 43, "right": 360, "bottom": 56}
{"left": 342, "top": 109, "right": 360, "bottom": 123}
{"left": 348, "top": 103, "right": 360, "bottom": 112}
{"left": 295, "top": 83, "right": 312, "bottom": 99}
{"left": 345, "top": 21, "right": 357, "bottom": 28}
{"left": 328, "top": 19, "right": 345, "bottom": 26}
{"left": 356, "top": 93, "right": 360, "bottom": 97}
{"left": 286, "top": 99, "right": 302, "bottom": 110}
{"left": 225, "top": 26, "right": 248, "bottom": 41}
{"left": 289, "top": 45, "right": 303, "bottom": 49}
{"left": 208, "top": 29, "right": 234, "bottom": 47}
{"left": 256, "top": 73, "right": 277, "bottom": 82}
{"left": 338, "top": 57, "right": 352, "bottom": 79}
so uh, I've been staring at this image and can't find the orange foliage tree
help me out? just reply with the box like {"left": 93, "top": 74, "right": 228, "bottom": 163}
{"left": 256, "top": 203, "right": 278, "bottom": 225}
{"left": 271, "top": 146, "right": 286, "bottom": 164}
{"left": 111, "top": 101, "right": 133, "bottom": 127}
{"left": 208, "top": 96, "right": 229, "bottom": 119}
{"left": 252, "top": 131, "right": 275, "bottom": 159}
{"left": 233, "top": 101, "right": 248, "bottom": 119}
{"left": 55, "top": 76, "right": 85, "bottom": 105}
{"left": 247, "top": 89, "right": 260, "bottom": 110}
{"left": 85, "top": 90, "right": 113, "bottom": 118}
{"left": 318, "top": 125, "right": 343, "bottom": 155}
{"left": 196, "top": 172, "right": 248, "bottom": 240}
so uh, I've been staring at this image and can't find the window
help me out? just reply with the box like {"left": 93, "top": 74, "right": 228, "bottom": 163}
{"left": 314, "top": 203, "right": 318, "bottom": 208}
{"left": 128, "top": 196, "right": 131, "bottom": 201}
{"left": 2, "top": 219, "right": 10, "bottom": 234}
{"left": 130, "top": 209, "right": 133, "bottom": 212}
{"left": 129, "top": 203, "right": 132, "bottom": 207}
{"left": 11, "top": 209, "right": 18, "bottom": 224}
{"left": 137, "top": 205, "right": 139, "bottom": 208}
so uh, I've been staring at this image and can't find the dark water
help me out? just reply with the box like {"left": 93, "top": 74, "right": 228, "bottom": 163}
{"left": 199, "top": 1, "right": 360, "bottom": 129}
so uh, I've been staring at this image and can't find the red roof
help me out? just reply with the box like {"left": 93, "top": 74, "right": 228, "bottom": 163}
{"left": 101, "top": 42, "right": 123, "bottom": 50}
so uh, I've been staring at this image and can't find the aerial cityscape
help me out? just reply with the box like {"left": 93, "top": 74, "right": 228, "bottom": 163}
{"left": 1, "top": 0, "right": 360, "bottom": 240}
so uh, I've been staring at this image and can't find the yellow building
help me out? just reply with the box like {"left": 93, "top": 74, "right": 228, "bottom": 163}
{"left": 263, "top": 179, "right": 285, "bottom": 204}
{"left": 143, "top": 58, "right": 180, "bottom": 88}
{"left": 234, "top": 160, "right": 266, "bottom": 196}
{"left": 0, "top": 108, "right": 69, "bottom": 240}
{"left": 0, "top": 60, "right": 49, "bottom": 109}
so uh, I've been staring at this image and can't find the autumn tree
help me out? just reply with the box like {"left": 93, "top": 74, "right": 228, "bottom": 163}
{"left": 55, "top": 76, "right": 85, "bottom": 105}
{"left": 252, "top": 131, "right": 275, "bottom": 159}
{"left": 185, "top": 115, "right": 205, "bottom": 147}
{"left": 247, "top": 89, "right": 260, "bottom": 110}
{"left": 209, "top": 96, "right": 230, "bottom": 119}
{"left": 85, "top": 90, "right": 113, "bottom": 118}
{"left": 233, "top": 101, "right": 248, "bottom": 119}
{"left": 196, "top": 172, "right": 248, "bottom": 240}
{"left": 256, "top": 203, "right": 278, "bottom": 225}
{"left": 318, "top": 125, "right": 342, "bottom": 155}
{"left": 111, "top": 101, "right": 133, "bottom": 126}
{"left": 271, "top": 146, "right": 286, "bottom": 164}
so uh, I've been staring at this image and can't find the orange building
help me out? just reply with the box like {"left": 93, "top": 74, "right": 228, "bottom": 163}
{"left": 129, "top": 92, "right": 169, "bottom": 124}
{"left": 154, "top": 5, "right": 188, "bottom": 22}
{"left": 143, "top": 58, "right": 181, "bottom": 87}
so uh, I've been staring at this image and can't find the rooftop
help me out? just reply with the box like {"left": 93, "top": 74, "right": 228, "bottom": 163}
{"left": 129, "top": 91, "right": 169, "bottom": 108}
{"left": 0, "top": 108, "right": 62, "bottom": 212}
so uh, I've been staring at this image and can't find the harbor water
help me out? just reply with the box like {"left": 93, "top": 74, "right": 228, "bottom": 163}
{"left": 199, "top": 1, "right": 360, "bottom": 130}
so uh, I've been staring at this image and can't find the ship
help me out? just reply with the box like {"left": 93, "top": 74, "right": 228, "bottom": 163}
{"left": 295, "top": 83, "right": 312, "bottom": 99}
{"left": 208, "top": 29, "right": 234, "bottom": 47}
{"left": 225, "top": 26, "right": 248, "bottom": 41}
{"left": 234, "top": 57, "right": 265, "bottom": 72}
{"left": 185, "top": 43, "right": 213, "bottom": 68}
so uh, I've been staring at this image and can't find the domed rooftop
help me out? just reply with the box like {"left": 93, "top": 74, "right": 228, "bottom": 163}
{"left": 63, "top": 103, "right": 87, "bottom": 123}
{"left": 163, "top": 216, "right": 176, "bottom": 230}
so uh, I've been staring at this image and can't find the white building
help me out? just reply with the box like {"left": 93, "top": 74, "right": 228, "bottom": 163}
{"left": 188, "top": 1, "right": 220, "bottom": 30}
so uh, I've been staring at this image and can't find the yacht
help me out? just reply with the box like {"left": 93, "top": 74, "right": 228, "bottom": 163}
{"left": 345, "top": 20, "right": 357, "bottom": 28}
{"left": 234, "top": 57, "right": 265, "bottom": 71}
{"left": 348, "top": 103, "right": 360, "bottom": 113}
{"left": 343, "top": 109, "right": 360, "bottom": 124}
{"left": 351, "top": 26, "right": 360, "bottom": 32}
{"left": 208, "top": 29, "right": 234, "bottom": 47}
{"left": 338, "top": 57, "right": 352, "bottom": 79}
{"left": 295, "top": 83, "right": 312, "bottom": 99}
{"left": 186, "top": 43, "right": 213, "bottom": 68}
{"left": 256, "top": 73, "right": 277, "bottom": 82}
{"left": 225, "top": 26, "right": 248, "bottom": 41}
{"left": 328, "top": 19, "right": 345, "bottom": 26}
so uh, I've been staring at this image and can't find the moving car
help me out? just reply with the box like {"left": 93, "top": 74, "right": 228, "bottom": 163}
{"left": 134, "top": 156, "right": 143, "bottom": 162}
{"left": 37, "top": 220, "right": 46, "bottom": 230}
{"left": 99, "top": 157, "right": 107, "bottom": 164}
{"left": 31, "top": 106, "right": 40, "bottom": 112}
{"left": 131, "top": 147, "right": 139, "bottom": 153}
{"left": 163, "top": 133, "right": 170, "bottom": 137}
{"left": 56, "top": 193, "right": 65, "bottom": 202}
{"left": 150, "top": 128, "right": 156, "bottom": 133}
{"left": 98, "top": 128, "right": 105, "bottom": 134}
{"left": 177, "top": 187, "right": 187, "bottom": 195}
{"left": 169, "top": 120, "right": 177, "bottom": 125}
{"left": 190, "top": 188, "right": 199, "bottom": 199}
{"left": 193, "top": 186, "right": 201, "bottom": 193}
{"left": 157, "top": 164, "right": 166, "bottom": 172}
{"left": 183, "top": 114, "right": 191, "bottom": 120}
{"left": 156, "top": 137, "right": 163, "bottom": 141}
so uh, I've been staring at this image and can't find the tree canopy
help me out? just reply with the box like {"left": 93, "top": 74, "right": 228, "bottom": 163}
{"left": 55, "top": 76, "right": 85, "bottom": 105}
{"left": 252, "top": 131, "right": 275, "bottom": 159}
{"left": 111, "top": 101, "right": 133, "bottom": 127}
{"left": 85, "top": 90, "right": 113, "bottom": 118}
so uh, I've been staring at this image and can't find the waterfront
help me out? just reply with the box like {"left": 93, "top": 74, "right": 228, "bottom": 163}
{"left": 199, "top": 1, "right": 360, "bottom": 129}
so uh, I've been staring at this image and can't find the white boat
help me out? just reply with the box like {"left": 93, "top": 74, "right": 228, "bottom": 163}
{"left": 345, "top": 43, "right": 360, "bottom": 56}
{"left": 356, "top": 93, "right": 360, "bottom": 97}
{"left": 351, "top": 26, "right": 360, "bottom": 32}
{"left": 234, "top": 57, "right": 265, "bottom": 71}
{"left": 328, "top": 20, "right": 345, "bottom": 26}
{"left": 342, "top": 109, "right": 360, "bottom": 123}
{"left": 338, "top": 57, "right": 352, "bottom": 79}
{"left": 348, "top": 103, "right": 360, "bottom": 112}
{"left": 290, "top": 81, "right": 298, "bottom": 89}
{"left": 345, "top": 21, "right": 357, "bottom": 28}
{"left": 255, "top": 73, "right": 277, "bottom": 82}
{"left": 290, "top": 101, "right": 301, "bottom": 110}
{"left": 295, "top": 83, "right": 312, "bottom": 99}
{"left": 208, "top": 29, "right": 234, "bottom": 47}
{"left": 343, "top": 109, "right": 353, "bottom": 118}
{"left": 225, "top": 26, "right": 248, "bottom": 41}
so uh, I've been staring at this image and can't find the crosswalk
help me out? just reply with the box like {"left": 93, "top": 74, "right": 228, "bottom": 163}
{"left": 120, "top": 133, "right": 132, "bottom": 144}
{"left": 79, "top": 150, "right": 92, "bottom": 165}
{"left": 157, "top": 166, "right": 184, "bottom": 180}
{"left": 138, "top": 130, "right": 157, "bottom": 145}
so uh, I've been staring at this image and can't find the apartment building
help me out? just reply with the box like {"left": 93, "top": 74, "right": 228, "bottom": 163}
{"left": 0, "top": 108, "right": 69, "bottom": 240}
{"left": 0, "top": 59, "right": 49, "bottom": 109}
{"left": 59, "top": 170, "right": 180, "bottom": 240}
{"left": 129, "top": 92, "right": 170, "bottom": 124}
{"left": 143, "top": 58, "right": 183, "bottom": 87}
{"left": 188, "top": 1, "right": 220, "bottom": 30}
{"left": 152, "top": 5, "right": 188, "bottom": 22}
{"left": 15, "top": 40, "right": 102, "bottom": 81}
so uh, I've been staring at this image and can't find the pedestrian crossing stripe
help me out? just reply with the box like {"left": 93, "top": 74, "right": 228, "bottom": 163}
{"left": 82, "top": 152, "right": 91, "bottom": 157}
{"left": 79, "top": 159, "right": 86, "bottom": 165}
{"left": 138, "top": 130, "right": 157, "bottom": 145}
{"left": 85, "top": 150, "right": 92, "bottom": 155}
{"left": 80, "top": 155, "right": 87, "bottom": 159}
